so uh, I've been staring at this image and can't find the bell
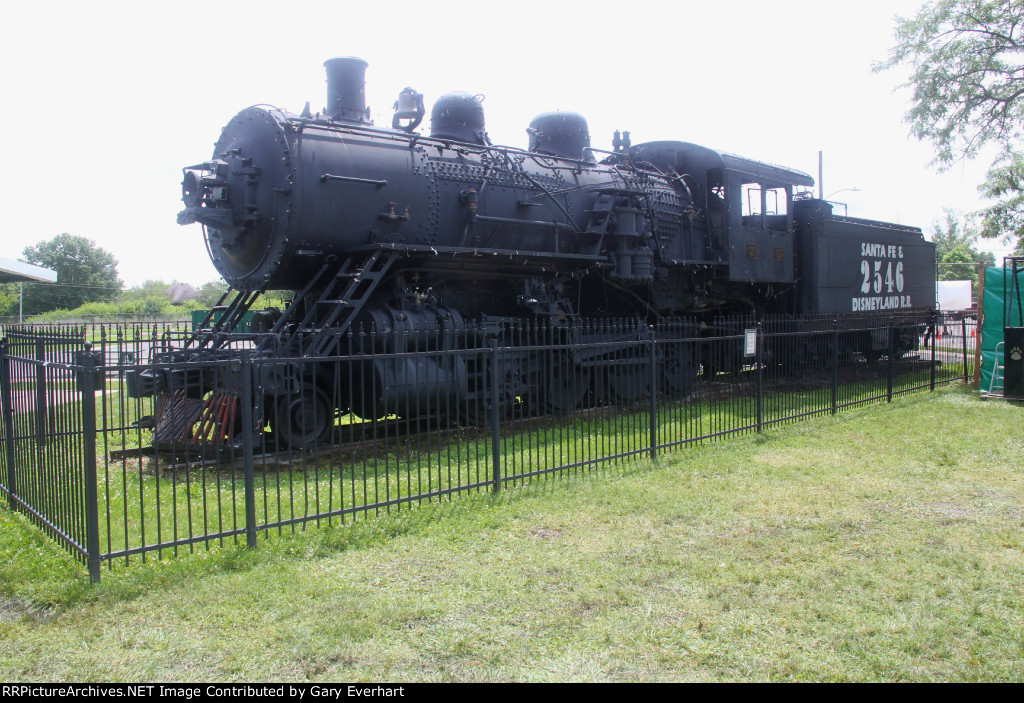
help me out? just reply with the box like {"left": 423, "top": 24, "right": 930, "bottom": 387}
{"left": 394, "top": 88, "right": 423, "bottom": 119}
{"left": 392, "top": 88, "right": 425, "bottom": 131}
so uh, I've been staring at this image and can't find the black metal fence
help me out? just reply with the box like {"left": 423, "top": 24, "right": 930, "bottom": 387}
{"left": 0, "top": 312, "right": 976, "bottom": 581}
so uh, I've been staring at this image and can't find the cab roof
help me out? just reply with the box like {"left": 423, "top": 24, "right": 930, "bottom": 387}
{"left": 631, "top": 140, "right": 815, "bottom": 187}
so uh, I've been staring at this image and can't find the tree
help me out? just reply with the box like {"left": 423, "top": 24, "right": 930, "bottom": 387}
{"left": 977, "top": 150, "right": 1024, "bottom": 246}
{"left": 930, "top": 209, "right": 996, "bottom": 293}
{"left": 876, "top": 0, "right": 1024, "bottom": 245}
{"left": 194, "top": 280, "right": 231, "bottom": 308}
{"left": 20, "top": 233, "right": 122, "bottom": 314}
{"left": 0, "top": 283, "right": 18, "bottom": 317}
{"left": 120, "top": 280, "right": 173, "bottom": 301}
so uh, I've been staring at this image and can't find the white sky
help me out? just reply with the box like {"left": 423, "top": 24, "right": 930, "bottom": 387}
{"left": 0, "top": 0, "right": 1010, "bottom": 287}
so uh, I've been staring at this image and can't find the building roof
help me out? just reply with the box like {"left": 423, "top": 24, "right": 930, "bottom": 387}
{"left": 0, "top": 257, "right": 58, "bottom": 284}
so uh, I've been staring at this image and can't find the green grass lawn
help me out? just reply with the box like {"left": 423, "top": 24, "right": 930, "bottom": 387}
{"left": 15, "top": 363, "right": 954, "bottom": 564}
{"left": 1, "top": 384, "right": 1022, "bottom": 682}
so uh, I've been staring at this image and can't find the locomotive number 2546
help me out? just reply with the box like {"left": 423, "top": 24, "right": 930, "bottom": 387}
{"left": 860, "top": 260, "right": 905, "bottom": 295}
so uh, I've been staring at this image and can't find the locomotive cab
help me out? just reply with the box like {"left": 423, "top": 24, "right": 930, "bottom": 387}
{"left": 718, "top": 154, "right": 813, "bottom": 284}
{"left": 623, "top": 141, "right": 812, "bottom": 283}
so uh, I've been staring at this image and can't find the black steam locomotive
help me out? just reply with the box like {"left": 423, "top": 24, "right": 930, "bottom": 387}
{"left": 145, "top": 57, "right": 935, "bottom": 448}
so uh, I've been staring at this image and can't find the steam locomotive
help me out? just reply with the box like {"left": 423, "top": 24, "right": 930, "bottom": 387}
{"left": 143, "top": 57, "right": 936, "bottom": 448}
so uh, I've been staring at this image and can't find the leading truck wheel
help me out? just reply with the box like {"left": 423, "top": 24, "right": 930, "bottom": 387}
{"left": 660, "top": 346, "right": 698, "bottom": 399}
{"left": 605, "top": 364, "right": 649, "bottom": 404}
{"left": 545, "top": 364, "right": 591, "bottom": 413}
{"left": 273, "top": 384, "right": 333, "bottom": 450}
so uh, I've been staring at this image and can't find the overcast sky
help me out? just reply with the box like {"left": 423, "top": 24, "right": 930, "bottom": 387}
{"left": 0, "top": 0, "right": 1008, "bottom": 287}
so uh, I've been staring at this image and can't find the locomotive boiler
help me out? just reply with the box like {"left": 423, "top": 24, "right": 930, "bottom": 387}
{"left": 151, "top": 57, "right": 936, "bottom": 448}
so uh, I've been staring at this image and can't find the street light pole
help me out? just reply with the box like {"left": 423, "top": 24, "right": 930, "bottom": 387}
{"left": 818, "top": 151, "right": 823, "bottom": 199}
{"left": 824, "top": 188, "right": 861, "bottom": 200}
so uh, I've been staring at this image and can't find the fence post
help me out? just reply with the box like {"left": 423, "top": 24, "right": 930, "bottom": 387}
{"left": 648, "top": 327, "right": 658, "bottom": 461}
{"left": 962, "top": 315, "right": 969, "bottom": 384}
{"left": 831, "top": 319, "right": 839, "bottom": 415}
{"left": 887, "top": 317, "right": 895, "bottom": 403}
{"left": 756, "top": 323, "right": 764, "bottom": 433}
{"left": 930, "top": 312, "right": 937, "bottom": 391}
{"left": 78, "top": 343, "right": 102, "bottom": 584}
{"left": 1, "top": 339, "right": 17, "bottom": 510}
{"left": 489, "top": 340, "right": 502, "bottom": 492}
{"left": 35, "top": 338, "right": 46, "bottom": 447}
{"left": 240, "top": 352, "right": 257, "bottom": 548}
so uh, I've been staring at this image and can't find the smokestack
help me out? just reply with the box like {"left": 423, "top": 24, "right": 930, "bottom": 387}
{"left": 323, "top": 57, "right": 370, "bottom": 123}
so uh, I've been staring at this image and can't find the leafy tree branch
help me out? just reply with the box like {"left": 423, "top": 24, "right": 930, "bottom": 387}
{"left": 878, "top": 0, "right": 1024, "bottom": 248}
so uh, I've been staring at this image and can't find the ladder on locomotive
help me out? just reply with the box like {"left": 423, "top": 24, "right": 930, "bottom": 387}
{"left": 187, "top": 288, "right": 263, "bottom": 351}
{"left": 274, "top": 249, "right": 398, "bottom": 358}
